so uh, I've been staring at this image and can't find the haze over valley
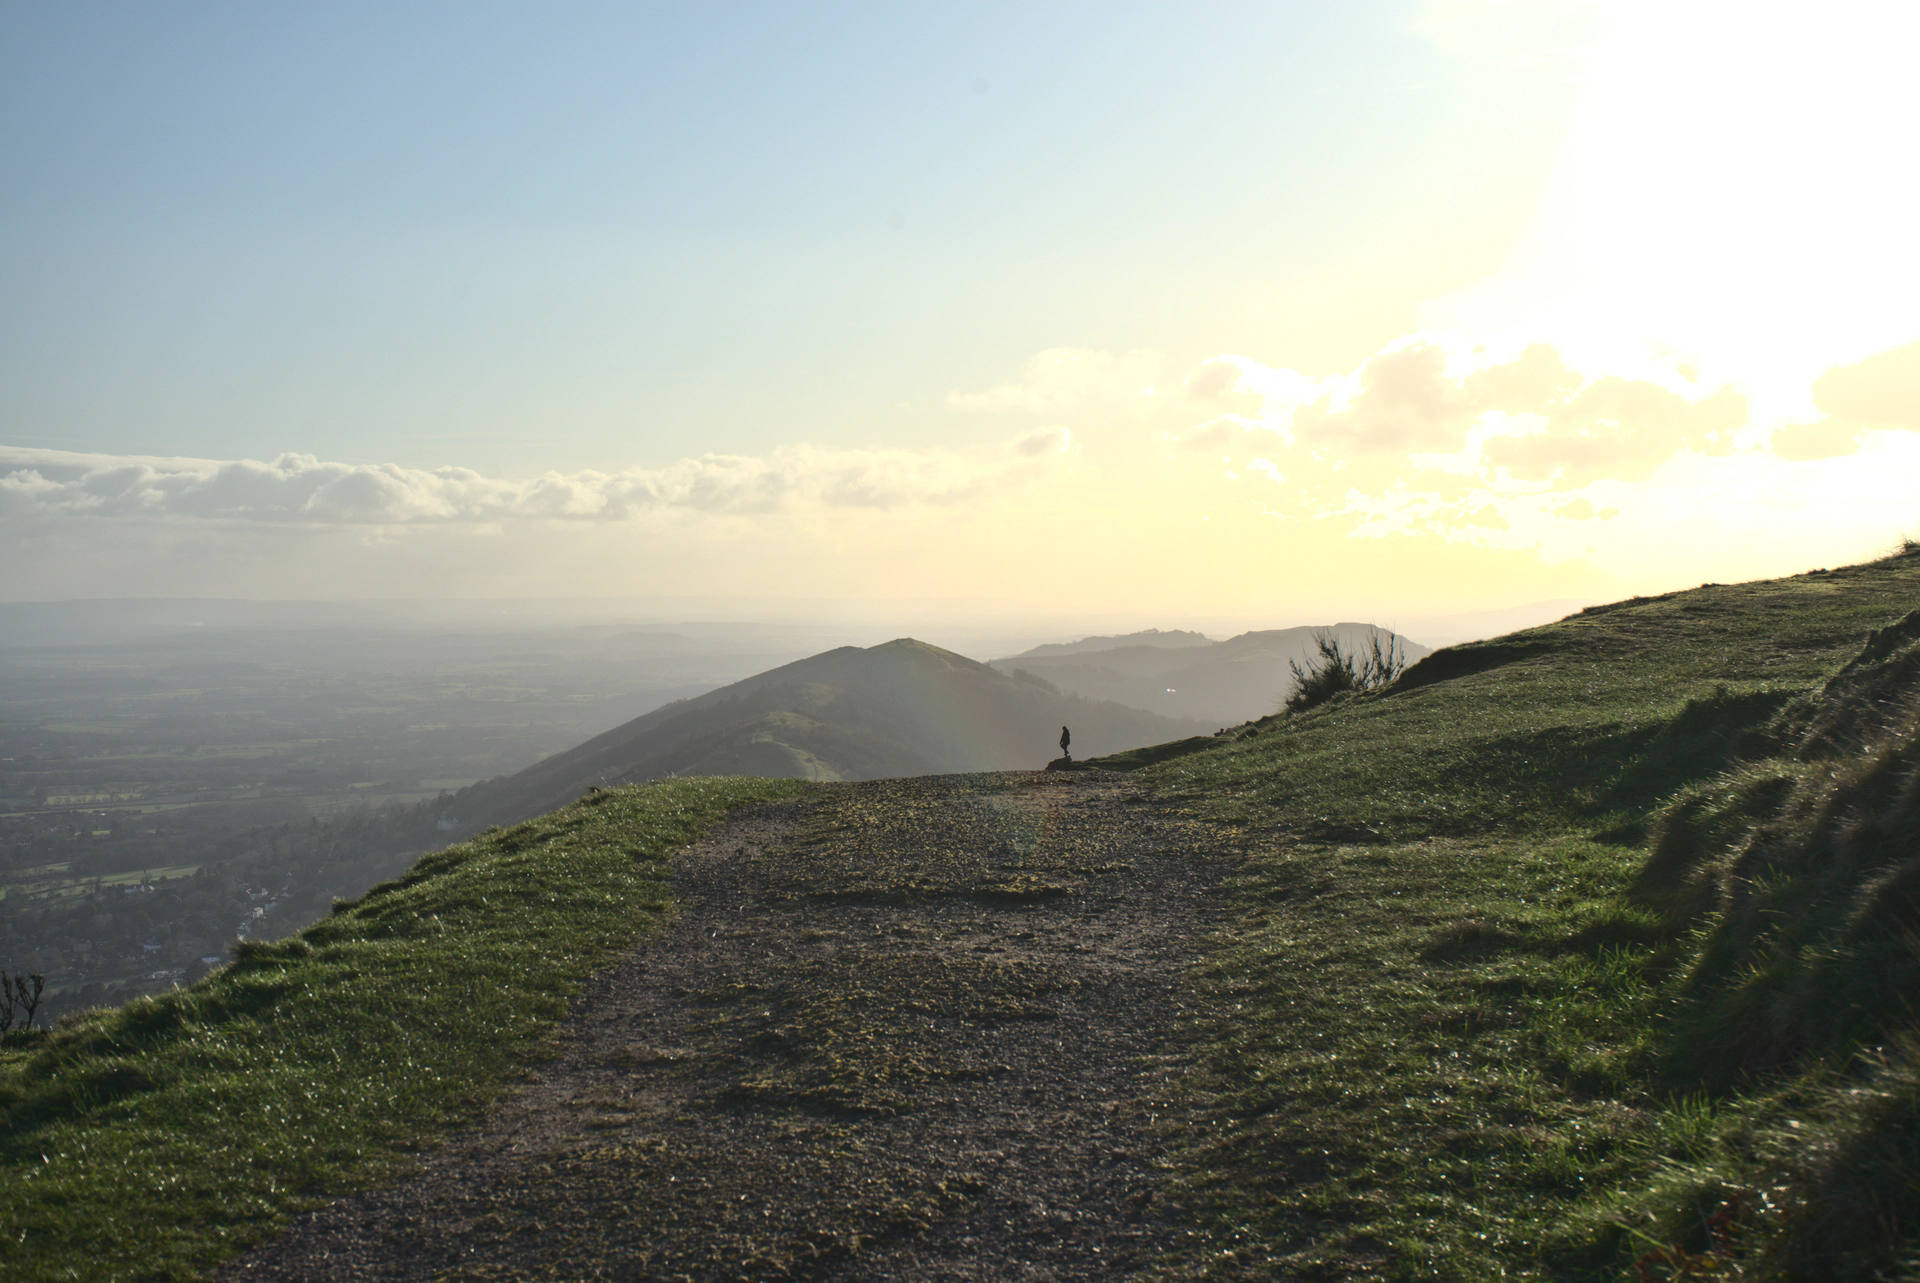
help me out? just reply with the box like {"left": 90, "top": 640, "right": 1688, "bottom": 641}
{"left": 0, "top": 604, "right": 1317, "bottom": 1023}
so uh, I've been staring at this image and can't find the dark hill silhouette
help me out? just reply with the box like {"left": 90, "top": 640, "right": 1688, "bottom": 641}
{"left": 444, "top": 638, "right": 1211, "bottom": 832}
{"left": 991, "top": 623, "right": 1432, "bottom": 726}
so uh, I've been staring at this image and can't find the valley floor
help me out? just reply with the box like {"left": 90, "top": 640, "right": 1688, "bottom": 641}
{"left": 221, "top": 771, "right": 1232, "bottom": 1281}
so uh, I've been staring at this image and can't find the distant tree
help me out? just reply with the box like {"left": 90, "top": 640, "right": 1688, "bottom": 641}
{"left": 1, "top": 969, "right": 45, "bottom": 1033}
{"left": 1283, "top": 628, "right": 1407, "bottom": 713}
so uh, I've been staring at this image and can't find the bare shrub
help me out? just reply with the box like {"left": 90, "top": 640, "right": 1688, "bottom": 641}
{"left": 1, "top": 969, "right": 45, "bottom": 1033}
{"left": 1283, "top": 628, "right": 1407, "bottom": 713}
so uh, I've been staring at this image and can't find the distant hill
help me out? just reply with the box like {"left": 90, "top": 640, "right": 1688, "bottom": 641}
{"left": 444, "top": 638, "right": 1210, "bottom": 831}
{"left": 990, "top": 623, "right": 1432, "bottom": 726}
{"left": 1005, "top": 628, "right": 1217, "bottom": 659}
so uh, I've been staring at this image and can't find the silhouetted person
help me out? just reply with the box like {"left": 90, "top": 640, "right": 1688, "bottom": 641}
{"left": 1059, "top": 725, "right": 1071, "bottom": 760}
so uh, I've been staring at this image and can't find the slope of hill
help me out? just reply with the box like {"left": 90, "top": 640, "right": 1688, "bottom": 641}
{"left": 1114, "top": 551, "right": 1920, "bottom": 1279}
{"left": 8, "top": 552, "right": 1920, "bottom": 1280}
{"left": 443, "top": 637, "right": 1209, "bottom": 831}
{"left": 991, "top": 622, "right": 1432, "bottom": 726}
{"left": 1009, "top": 627, "right": 1217, "bottom": 658}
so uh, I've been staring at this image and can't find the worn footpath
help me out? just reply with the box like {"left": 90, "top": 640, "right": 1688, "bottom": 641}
{"left": 222, "top": 770, "right": 1232, "bottom": 1281}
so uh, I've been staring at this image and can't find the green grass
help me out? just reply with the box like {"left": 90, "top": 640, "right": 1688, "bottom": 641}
{"left": 0, "top": 864, "right": 207, "bottom": 908}
{"left": 1129, "top": 554, "right": 1920, "bottom": 1280}
{"left": 12, "top": 555, "right": 1920, "bottom": 1280}
{"left": 0, "top": 775, "right": 807, "bottom": 1282}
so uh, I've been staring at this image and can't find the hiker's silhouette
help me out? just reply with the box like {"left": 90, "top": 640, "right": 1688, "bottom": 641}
{"left": 1059, "top": 725, "right": 1071, "bottom": 759}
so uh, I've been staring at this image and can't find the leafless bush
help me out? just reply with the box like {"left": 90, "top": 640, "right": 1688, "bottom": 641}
{"left": 1283, "top": 628, "right": 1407, "bottom": 713}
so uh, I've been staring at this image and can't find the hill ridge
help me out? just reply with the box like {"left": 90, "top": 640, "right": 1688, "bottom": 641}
{"left": 442, "top": 635, "right": 1209, "bottom": 832}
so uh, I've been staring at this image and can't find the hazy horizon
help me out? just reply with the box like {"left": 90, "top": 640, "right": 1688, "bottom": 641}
{"left": 6, "top": 3, "right": 1916, "bottom": 617}
{"left": 0, "top": 592, "right": 1585, "bottom": 657}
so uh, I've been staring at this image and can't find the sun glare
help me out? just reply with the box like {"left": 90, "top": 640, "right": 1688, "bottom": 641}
{"left": 1433, "top": 0, "right": 1920, "bottom": 421}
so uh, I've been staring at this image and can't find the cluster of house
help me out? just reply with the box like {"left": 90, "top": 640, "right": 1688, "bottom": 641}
{"left": 233, "top": 882, "right": 288, "bottom": 938}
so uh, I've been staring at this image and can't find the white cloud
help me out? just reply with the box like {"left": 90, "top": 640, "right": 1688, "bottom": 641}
{"left": 1224, "top": 336, "right": 1745, "bottom": 492}
{"left": 1012, "top": 425, "right": 1074, "bottom": 457}
{"left": 9, "top": 336, "right": 1910, "bottom": 610}
{"left": 1164, "top": 415, "right": 1266, "bottom": 453}
{"left": 1773, "top": 340, "right": 1920, "bottom": 461}
{"left": 0, "top": 437, "right": 1070, "bottom": 525}
{"left": 1157, "top": 330, "right": 1907, "bottom": 586}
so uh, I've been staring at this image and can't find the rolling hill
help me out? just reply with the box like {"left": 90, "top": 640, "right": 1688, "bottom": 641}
{"left": 14, "top": 553, "right": 1920, "bottom": 1279}
{"left": 1008, "top": 627, "right": 1217, "bottom": 658}
{"left": 990, "top": 622, "right": 1433, "bottom": 726}
{"left": 442, "top": 636, "right": 1210, "bottom": 832}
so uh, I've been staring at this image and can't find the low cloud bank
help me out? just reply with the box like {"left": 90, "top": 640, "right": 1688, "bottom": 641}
{"left": 6, "top": 334, "right": 1909, "bottom": 607}
{"left": 0, "top": 432, "right": 1073, "bottom": 525}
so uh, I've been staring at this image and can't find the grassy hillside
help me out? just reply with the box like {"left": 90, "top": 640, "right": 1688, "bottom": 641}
{"left": 450, "top": 637, "right": 1208, "bottom": 830}
{"left": 0, "top": 776, "right": 806, "bottom": 1281}
{"left": 7, "top": 553, "right": 1920, "bottom": 1280}
{"left": 1122, "top": 550, "right": 1920, "bottom": 1279}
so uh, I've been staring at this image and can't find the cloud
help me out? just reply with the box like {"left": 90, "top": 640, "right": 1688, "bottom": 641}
{"left": 1154, "top": 333, "right": 1840, "bottom": 572}
{"left": 1183, "top": 358, "right": 1259, "bottom": 403}
{"left": 934, "top": 334, "right": 1760, "bottom": 565}
{"left": 1773, "top": 341, "right": 1920, "bottom": 461}
{"left": 1548, "top": 498, "right": 1618, "bottom": 522}
{"left": 3, "top": 337, "right": 1911, "bottom": 613}
{"left": 1246, "top": 338, "right": 1743, "bottom": 485}
{"left": 0, "top": 436, "right": 1070, "bottom": 525}
{"left": 1292, "top": 342, "right": 1472, "bottom": 454}
{"left": 1165, "top": 415, "right": 1264, "bottom": 453}
{"left": 1478, "top": 376, "right": 1743, "bottom": 484}
{"left": 1816, "top": 341, "right": 1920, "bottom": 427}
{"left": 1012, "top": 425, "right": 1073, "bottom": 457}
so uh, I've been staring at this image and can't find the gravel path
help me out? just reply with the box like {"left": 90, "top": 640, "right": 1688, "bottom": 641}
{"left": 221, "top": 770, "right": 1231, "bottom": 1281}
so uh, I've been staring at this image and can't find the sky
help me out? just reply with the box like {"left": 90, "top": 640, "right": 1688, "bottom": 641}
{"left": 4, "top": 0, "right": 1918, "bottom": 630}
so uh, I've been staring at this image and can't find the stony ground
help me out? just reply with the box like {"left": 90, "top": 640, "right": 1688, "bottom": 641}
{"left": 220, "top": 769, "right": 1233, "bottom": 1281}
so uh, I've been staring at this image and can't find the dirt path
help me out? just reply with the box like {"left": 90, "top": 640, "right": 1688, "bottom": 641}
{"left": 221, "top": 770, "right": 1231, "bottom": 1281}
